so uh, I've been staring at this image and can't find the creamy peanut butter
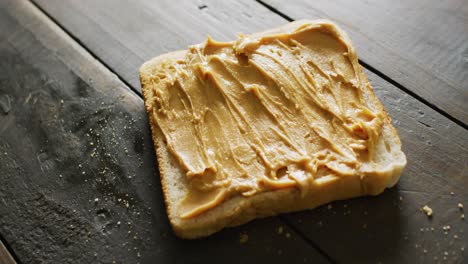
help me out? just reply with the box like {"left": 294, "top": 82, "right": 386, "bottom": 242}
{"left": 147, "top": 21, "right": 385, "bottom": 218}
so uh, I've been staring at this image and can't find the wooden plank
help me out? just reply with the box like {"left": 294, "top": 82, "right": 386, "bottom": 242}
{"left": 31, "top": 0, "right": 287, "bottom": 93}
{"left": 0, "top": 1, "right": 330, "bottom": 263}
{"left": 32, "top": 0, "right": 468, "bottom": 126}
{"left": 260, "top": 0, "right": 468, "bottom": 125}
{"left": 29, "top": 0, "right": 468, "bottom": 262}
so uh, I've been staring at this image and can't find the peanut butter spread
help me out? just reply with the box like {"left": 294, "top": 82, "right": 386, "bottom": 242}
{"left": 147, "top": 21, "right": 385, "bottom": 218}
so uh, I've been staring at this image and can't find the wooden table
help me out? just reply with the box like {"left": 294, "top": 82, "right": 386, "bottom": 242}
{"left": 0, "top": 1, "right": 466, "bottom": 263}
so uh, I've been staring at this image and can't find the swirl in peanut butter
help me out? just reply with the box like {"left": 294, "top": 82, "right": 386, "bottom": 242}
{"left": 147, "top": 21, "right": 385, "bottom": 218}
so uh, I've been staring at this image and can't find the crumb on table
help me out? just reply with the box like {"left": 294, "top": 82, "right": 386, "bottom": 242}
{"left": 239, "top": 233, "right": 248, "bottom": 244}
{"left": 277, "top": 226, "right": 283, "bottom": 235}
{"left": 422, "top": 205, "right": 433, "bottom": 217}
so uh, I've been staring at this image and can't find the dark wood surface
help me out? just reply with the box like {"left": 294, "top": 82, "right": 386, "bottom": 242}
{"left": 32, "top": 0, "right": 287, "bottom": 93}
{"left": 1, "top": 0, "right": 467, "bottom": 263}
{"left": 0, "top": 1, "right": 329, "bottom": 264}
{"left": 261, "top": 0, "right": 468, "bottom": 126}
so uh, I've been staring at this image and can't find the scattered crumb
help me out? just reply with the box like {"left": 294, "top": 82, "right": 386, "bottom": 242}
{"left": 422, "top": 205, "right": 433, "bottom": 217}
{"left": 277, "top": 226, "right": 284, "bottom": 235}
{"left": 327, "top": 204, "right": 332, "bottom": 210}
{"left": 117, "top": 221, "right": 121, "bottom": 226}
{"left": 458, "top": 203, "right": 464, "bottom": 209}
{"left": 399, "top": 196, "right": 403, "bottom": 201}
{"left": 461, "top": 214, "right": 465, "bottom": 220}
{"left": 239, "top": 233, "right": 249, "bottom": 244}
{"left": 442, "top": 225, "right": 451, "bottom": 232}
{"left": 450, "top": 192, "right": 455, "bottom": 196}
{"left": 285, "top": 232, "right": 291, "bottom": 238}
{"left": 94, "top": 198, "right": 99, "bottom": 203}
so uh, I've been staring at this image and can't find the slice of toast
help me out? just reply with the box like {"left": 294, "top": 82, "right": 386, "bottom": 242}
{"left": 139, "top": 20, "right": 406, "bottom": 239}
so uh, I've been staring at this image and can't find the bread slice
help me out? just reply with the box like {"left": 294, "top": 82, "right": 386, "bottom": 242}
{"left": 139, "top": 20, "right": 406, "bottom": 239}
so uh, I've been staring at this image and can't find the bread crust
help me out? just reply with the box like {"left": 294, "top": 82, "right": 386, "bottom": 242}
{"left": 139, "top": 20, "right": 406, "bottom": 239}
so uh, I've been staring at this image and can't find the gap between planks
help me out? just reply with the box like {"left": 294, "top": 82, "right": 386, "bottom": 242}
{"left": 28, "top": 1, "right": 137, "bottom": 97}
{"left": 25, "top": 0, "right": 335, "bottom": 261}
{"left": 280, "top": 216, "right": 337, "bottom": 264}
{"left": 256, "top": 0, "right": 468, "bottom": 131}
{"left": 25, "top": 0, "right": 467, "bottom": 260}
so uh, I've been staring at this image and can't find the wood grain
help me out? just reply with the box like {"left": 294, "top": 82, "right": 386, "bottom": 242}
{"left": 29, "top": 0, "right": 468, "bottom": 263}
{"left": 261, "top": 0, "right": 468, "bottom": 125}
{"left": 0, "top": 1, "right": 330, "bottom": 263}
{"left": 31, "top": 0, "right": 287, "bottom": 93}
